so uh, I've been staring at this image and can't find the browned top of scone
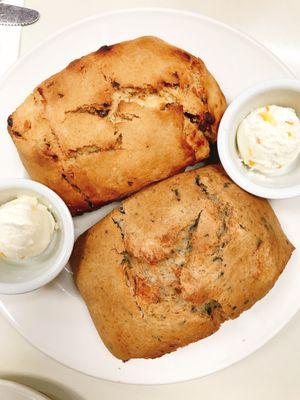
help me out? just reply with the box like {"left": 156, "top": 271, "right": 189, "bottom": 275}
{"left": 8, "top": 36, "right": 226, "bottom": 214}
{"left": 71, "top": 165, "right": 294, "bottom": 360}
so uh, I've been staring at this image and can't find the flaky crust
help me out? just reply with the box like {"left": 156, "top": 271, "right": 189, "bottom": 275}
{"left": 71, "top": 165, "right": 294, "bottom": 360}
{"left": 8, "top": 36, "right": 226, "bottom": 214}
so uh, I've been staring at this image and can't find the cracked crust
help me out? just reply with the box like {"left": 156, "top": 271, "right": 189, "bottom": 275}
{"left": 8, "top": 36, "right": 226, "bottom": 214}
{"left": 70, "top": 165, "right": 294, "bottom": 360}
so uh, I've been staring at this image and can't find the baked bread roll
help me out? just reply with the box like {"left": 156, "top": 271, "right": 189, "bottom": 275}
{"left": 71, "top": 165, "right": 294, "bottom": 360}
{"left": 8, "top": 36, "right": 226, "bottom": 215}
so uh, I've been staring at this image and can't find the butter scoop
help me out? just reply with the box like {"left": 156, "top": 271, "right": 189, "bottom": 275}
{"left": 237, "top": 105, "right": 300, "bottom": 175}
{"left": 0, "top": 195, "right": 56, "bottom": 260}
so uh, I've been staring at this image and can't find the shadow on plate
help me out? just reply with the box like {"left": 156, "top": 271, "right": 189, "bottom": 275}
{"left": 0, "top": 374, "right": 84, "bottom": 400}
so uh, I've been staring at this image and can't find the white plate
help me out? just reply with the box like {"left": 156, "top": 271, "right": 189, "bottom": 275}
{"left": 0, "top": 8, "right": 299, "bottom": 385}
{"left": 0, "top": 380, "right": 49, "bottom": 400}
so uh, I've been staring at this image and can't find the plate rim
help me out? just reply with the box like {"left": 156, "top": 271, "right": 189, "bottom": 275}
{"left": 0, "top": 7, "right": 297, "bottom": 384}
{"left": 0, "top": 6, "right": 294, "bottom": 89}
{"left": 0, "top": 379, "right": 49, "bottom": 399}
{"left": 1, "top": 292, "right": 299, "bottom": 386}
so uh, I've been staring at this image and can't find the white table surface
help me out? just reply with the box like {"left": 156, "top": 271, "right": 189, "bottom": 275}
{"left": 1, "top": 1, "right": 300, "bottom": 399}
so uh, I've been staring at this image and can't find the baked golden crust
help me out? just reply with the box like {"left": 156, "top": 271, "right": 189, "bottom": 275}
{"left": 71, "top": 165, "right": 294, "bottom": 360}
{"left": 8, "top": 36, "right": 226, "bottom": 214}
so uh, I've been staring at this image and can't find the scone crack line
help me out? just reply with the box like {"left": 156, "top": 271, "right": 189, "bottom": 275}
{"left": 194, "top": 174, "right": 218, "bottom": 201}
{"left": 188, "top": 210, "right": 203, "bottom": 234}
{"left": 61, "top": 173, "right": 82, "bottom": 194}
{"left": 120, "top": 252, "right": 145, "bottom": 318}
{"left": 66, "top": 134, "right": 123, "bottom": 159}
{"left": 112, "top": 216, "right": 125, "bottom": 239}
{"left": 65, "top": 103, "right": 111, "bottom": 118}
{"left": 216, "top": 203, "right": 232, "bottom": 239}
{"left": 48, "top": 125, "right": 65, "bottom": 160}
{"left": 118, "top": 204, "right": 126, "bottom": 215}
{"left": 121, "top": 250, "right": 132, "bottom": 267}
{"left": 171, "top": 188, "right": 181, "bottom": 201}
{"left": 112, "top": 247, "right": 145, "bottom": 318}
{"left": 111, "top": 213, "right": 134, "bottom": 271}
{"left": 110, "top": 215, "right": 145, "bottom": 318}
{"left": 195, "top": 174, "right": 207, "bottom": 192}
{"left": 184, "top": 112, "right": 200, "bottom": 124}
{"left": 61, "top": 172, "right": 94, "bottom": 210}
{"left": 110, "top": 85, "right": 180, "bottom": 110}
{"left": 172, "top": 211, "right": 203, "bottom": 272}
{"left": 184, "top": 111, "right": 215, "bottom": 134}
{"left": 43, "top": 138, "right": 59, "bottom": 161}
{"left": 67, "top": 145, "right": 102, "bottom": 158}
{"left": 113, "top": 112, "right": 140, "bottom": 122}
{"left": 47, "top": 126, "right": 94, "bottom": 209}
{"left": 133, "top": 296, "right": 145, "bottom": 318}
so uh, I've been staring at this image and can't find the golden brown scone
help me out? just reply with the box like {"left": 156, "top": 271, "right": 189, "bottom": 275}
{"left": 8, "top": 36, "right": 226, "bottom": 214}
{"left": 70, "top": 165, "right": 294, "bottom": 360}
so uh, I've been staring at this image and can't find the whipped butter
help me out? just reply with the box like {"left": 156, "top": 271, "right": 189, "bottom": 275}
{"left": 0, "top": 195, "right": 56, "bottom": 260}
{"left": 237, "top": 105, "right": 300, "bottom": 175}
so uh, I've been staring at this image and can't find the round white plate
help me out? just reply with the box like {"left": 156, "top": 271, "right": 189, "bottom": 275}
{"left": 0, "top": 380, "right": 49, "bottom": 400}
{"left": 0, "top": 8, "right": 299, "bottom": 385}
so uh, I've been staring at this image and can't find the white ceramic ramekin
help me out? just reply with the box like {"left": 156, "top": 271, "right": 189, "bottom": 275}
{"left": 0, "top": 179, "right": 74, "bottom": 295}
{"left": 217, "top": 79, "right": 300, "bottom": 199}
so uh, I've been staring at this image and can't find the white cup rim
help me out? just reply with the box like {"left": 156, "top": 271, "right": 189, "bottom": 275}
{"left": 0, "top": 179, "right": 74, "bottom": 294}
{"left": 217, "top": 78, "right": 300, "bottom": 199}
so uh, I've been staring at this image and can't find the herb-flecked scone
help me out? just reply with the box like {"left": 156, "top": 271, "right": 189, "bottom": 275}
{"left": 7, "top": 36, "right": 226, "bottom": 215}
{"left": 70, "top": 165, "right": 294, "bottom": 360}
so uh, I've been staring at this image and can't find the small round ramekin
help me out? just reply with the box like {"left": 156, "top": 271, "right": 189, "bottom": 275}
{"left": 217, "top": 79, "right": 300, "bottom": 199}
{"left": 0, "top": 179, "right": 74, "bottom": 295}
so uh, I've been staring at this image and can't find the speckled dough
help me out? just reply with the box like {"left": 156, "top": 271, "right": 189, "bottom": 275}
{"left": 70, "top": 165, "right": 294, "bottom": 360}
{"left": 7, "top": 36, "right": 226, "bottom": 214}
